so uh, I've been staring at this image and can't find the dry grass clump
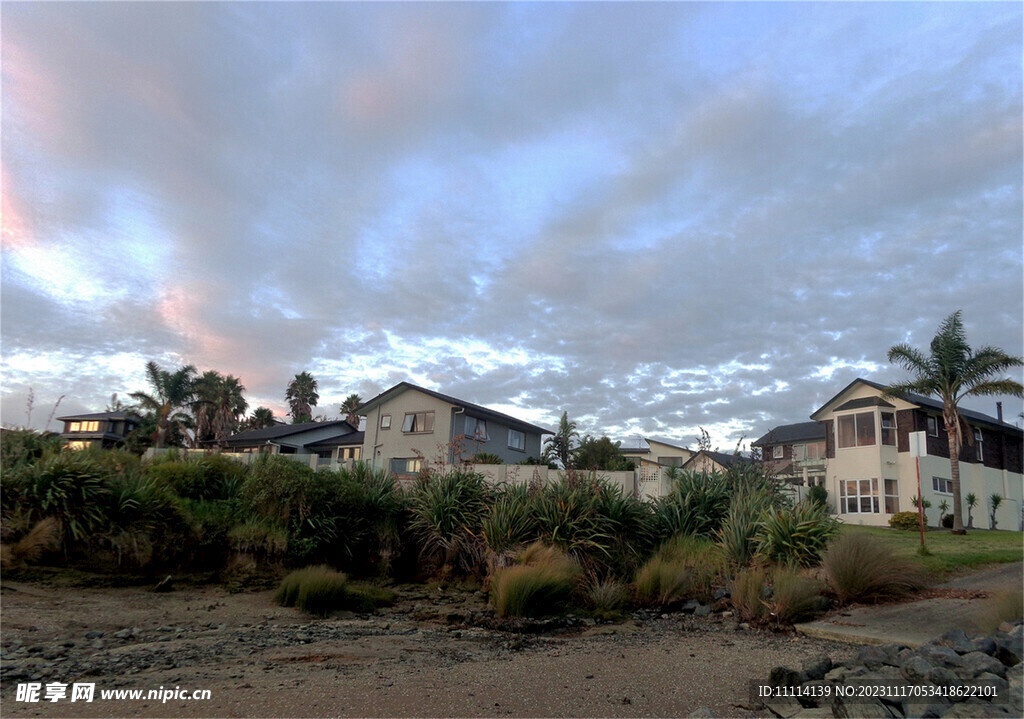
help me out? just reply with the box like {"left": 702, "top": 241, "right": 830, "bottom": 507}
{"left": 635, "top": 535, "right": 725, "bottom": 605}
{"left": 731, "top": 564, "right": 824, "bottom": 625}
{"left": 586, "top": 577, "right": 629, "bottom": 619}
{"left": 274, "top": 565, "right": 349, "bottom": 616}
{"left": 821, "top": 532, "right": 926, "bottom": 604}
{"left": 491, "top": 542, "right": 581, "bottom": 618}
{"left": 973, "top": 590, "right": 1024, "bottom": 634}
{"left": 2, "top": 517, "right": 61, "bottom": 568}
{"left": 730, "top": 565, "right": 770, "bottom": 622}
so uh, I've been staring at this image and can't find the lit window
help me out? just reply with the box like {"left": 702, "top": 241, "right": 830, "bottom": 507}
{"left": 881, "top": 412, "right": 897, "bottom": 446}
{"left": 464, "top": 417, "right": 488, "bottom": 441}
{"left": 380, "top": 414, "right": 391, "bottom": 430}
{"left": 402, "top": 411, "right": 434, "bottom": 434}
{"left": 974, "top": 429, "right": 984, "bottom": 462}
{"left": 508, "top": 429, "right": 525, "bottom": 452}
{"left": 884, "top": 479, "right": 900, "bottom": 514}
{"left": 840, "top": 478, "right": 880, "bottom": 513}
{"left": 773, "top": 446, "right": 784, "bottom": 459}
{"left": 837, "top": 412, "right": 875, "bottom": 448}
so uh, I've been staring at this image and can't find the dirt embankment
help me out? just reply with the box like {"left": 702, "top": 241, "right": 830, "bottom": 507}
{"left": 1, "top": 577, "right": 854, "bottom": 718}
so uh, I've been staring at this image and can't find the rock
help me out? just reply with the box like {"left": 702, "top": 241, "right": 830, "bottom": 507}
{"left": 937, "top": 629, "right": 970, "bottom": 650}
{"left": 902, "top": 700, "right": 950, "bottom": 718}
{"left": 682, "top": 599, "right": 700, "bottom": 614}
{"left": 713, "top": 588, "right": 730, "bottom": 601}
{"left": 694, "top": 603, "right": 712, "bottom": 617}
{"left": 90, "top": 639, "right": 104, "bottom": 650}
{"left": 688, "top": 707, "right": 715, "bottom": 718}
{"left": 959, "top": 651, "right": 1007, "bottom": 679}
{"left": 919, "top": 644, "right": 965, "bottom": 669}
{"left": 85, "top": 631, "right": 104, "bottom": 640}
{"left": 832, "top": 696, "right": 890, "bottom": 718}
{"left": 970, "top": 671, "right": 1009, "bottom": 698}
{"left": 801, "top": 654, "right": 833, "bottom": 681}
{"left": 993, "top": 633, "right": 1023, "bottom": 667}
{"left": 901, "top": 656, "right": 935, "bottom": 683}
{"left": 856, "top": 644, "right": 900, "bottom": 669}
{"left": 968, "top": 636, "right": 998, "bottom": 656}
{"left": 940, "top": 699, "right": 1013, "bottom": 717}
{"left": 764, "top": 695, "right": 803, "bottom": 718}
{"left": 791, "top": 709, "right": 834, "bottom": 718}
{"left": 113, "top": 628, "right": 134, "bottom": 640}
{"left": 769, "top": 666, "right": 806, "bottom": 689}
{"left": 928, "top": 667, "right": 961, "bottom": 687}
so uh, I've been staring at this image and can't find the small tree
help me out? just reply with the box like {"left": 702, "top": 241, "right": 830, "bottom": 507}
{"left": 543, "top": 412, "right": 580, "bottom": 469}
{"left": 285, "top": 372, "right": 319, "bottom": 424}
{"left": 573, "top": 435, "right": 634, "bottom": 471}
{"left": 340, "top": 393, "right": 362, "bottom": 428}
{"left": 937, "top": 499, "right": 949, "bottom": 526}
{"left": 989, "top": 494, "right": 1003, "bottom": 530}
{"left": 965, "top": 493, "right": 978, "bottom": 529}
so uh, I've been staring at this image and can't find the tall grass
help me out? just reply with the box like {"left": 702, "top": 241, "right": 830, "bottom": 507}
{"left": 821, "top": 532, "right": 926, "bottom": 603}
{"left": 481, "top": 485, "right": 536, "bottom": 571}
{"left": 635, "top": 535, "right": 725, "bottom": 604}
{"left": 274, "top": 565, "right": 349, "bottom": 616}
{"left": 652, "top": 470, "right": 731, "bottom": 540}
{"left": 491, "top": 542, "right": 581, "bottom": 618}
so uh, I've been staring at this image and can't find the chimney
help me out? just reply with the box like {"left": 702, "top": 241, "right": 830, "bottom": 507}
{"left": 996, "top": 402, "right": 1003, "bottom": 422}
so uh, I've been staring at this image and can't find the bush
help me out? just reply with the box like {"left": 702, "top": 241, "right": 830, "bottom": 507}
{"left": 889, "top": 511, "right": 921, "bottom": 531}
{"left": 408, "top": 470, "right": 491, "bottom": 575}
{"left": 652, "top": 470, "right": 731, "bottom": 540}
{"left": 481, "top": 485, "right": 536, "bottom": 571}
{"left": 807, "top": 484, "right": 828, "bottom": 509}
{"left": 768, "top": 566, "right": 824, "bottom": 624}
{"left": 821, "top": 532, "right": 926, "bottom": 603}
{"left": 586, "top": 577, "right": 629, "bottom": 619}
{"left": 635, "top": 535, "right": 724, "bottom": 604}
{"left": 755, "top": 501, "right": 840, "bottom": 566}
{"left": 228, "top": 520, "right": 289, "bottom": 559}
{"left": 274, "top": 565, "right": 349, "bottom": 616}
{"left": 530, "top": 477, "right": 613, "bottom": 561}
{"left": 941, "top": 514, "right": 954, "bottom": 529}
{"left": 14, "top": 452, "right": 109, "bottom": 548}
{"left": 730, "top": 566, "right": 770, "bottom": 622}
{"left": 491, "top": 542, "right": 581, "bottom": 618}
{"left": 718, "top": 490, "right": 775, "bottom": 567}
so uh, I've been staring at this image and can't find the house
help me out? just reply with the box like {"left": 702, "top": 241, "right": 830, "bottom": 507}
{"left": 221, "top": 419, "right": 360, "bottom": 461}
{"left": 681, "top": 449, "right": 753, "bottom": 474}
{"left": 58, "top": 410, "right": 142, "bottom": 450}
{"left": 809, "top": 378, "right": 1023, "bottom": 529}
{"left": 620, "top": 438, "right": 695, "bottom": 470}
{"left": 752, "top": 421, "right": 827, "bottom": 487}
{"left": 357, "top": 382, "right": 551, "bottom": 475}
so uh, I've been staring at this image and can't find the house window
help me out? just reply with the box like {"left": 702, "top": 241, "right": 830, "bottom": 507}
{"left": 974, "top": 429, "right": 984, "bottom": 462}
{"left": 881, "top": 412, "right": 896, "bottom": 446}
{"left": 837, "top": 412, "right": 875, "bottom": 448}
{"left": 884, "top": 479, "right": 900, "bottom": 514}
{"left": 465, "top": 417, "right": 488, "bottom": 441}
{"left": 389, "top": 458, "right": 422, "bottom": 475}
{"left": 69, "top": 421, "right": 100, "bottom": 433}
{"left": 380, "top": 414, "right": 391, "bottom": 430}
{"left": 932, "top": 476, "right": 952, "bottom": 494}
{"left": 773, "top": 445, "right": 784, "bottom": 459}
{"left": 340, "top": 447, "right": 360, "bottom": 460}
{"left": 402, "top": 411, "right": 434, "bottom": 434}
{"left": 508, "top": 429, "right": 525, "bottom": 452}
{"left": 927, "top": 416, "right": 939, "bottom": 437}
{"left": 315, "top": 449, "right": 332, "bottom": 460}
{"left": 839, "top": 478, "right": 880, "bottom": 513}
{"left": 806, "top": 442, "right": 825, "bottom": 460}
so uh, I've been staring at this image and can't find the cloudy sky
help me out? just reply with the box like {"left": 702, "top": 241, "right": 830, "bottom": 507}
{"left": 3, "top": 2, "right": 1022, "bottom": 450}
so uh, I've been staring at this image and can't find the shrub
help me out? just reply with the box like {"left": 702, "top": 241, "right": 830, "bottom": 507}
{"left": 635, "top": 535, "right": 724, "bottom": 604}
{"left": 652, "top": 470, "right": 731, "bottom": 540}
{"left": 755, "top": 501, "right": 840, "bottom": 567}
{"left": 15, "top": 452, "right": 109, "bottom": 548}
{"left": 889, "top": 511, "right": 920, "bottom": 531}
{"left": 99, "top": 471, "right": 187, "bottom": 568}
{"left": 530, "top": 477, "right": 612, "bottom": 561}
{"left": 228, "top": 520, "right": 289, "bottom": 559}
{"left": 408, "top": 469, "right": 491, "bottom": 575}
{"left": 586, "top": 577, "right": 629, "bottom": 619}
{"left": 481, "top": 485, "right": 536, "bottom": 571}
{"left": 274, "top": 565, "right": 348, "bottom": 616}
{"left": 470, "top": 453, "right": 504, "bottom": 465}
{"left": 941, "top": 514, "right": 954, "bottom": 529}
{"left": 821, "top": 532, "right": 926, "bottom": 603}
{"left": 731, "top": 566, "right": 770, "bottom": 622}
{"left": 807, "top": 484, "right": 829, "bottom": 509}
{"left": 491, "top": 544, "right": 581, "bottom": 619}
{"left": 767, "top": 566, "right": 824, "bottom": 624}
{"left": 718, "top": 489, "right": 776, "bottom": 566}
{"left": 0, "top": 429, "right": 64, "bottom": 474}
{"left": 3, "top": 517, "right": 61, "bottom": 567}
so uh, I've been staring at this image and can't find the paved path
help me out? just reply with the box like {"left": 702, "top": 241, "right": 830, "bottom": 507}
{"left": 795, "top": 562, "right": 1023, "bottom": 647}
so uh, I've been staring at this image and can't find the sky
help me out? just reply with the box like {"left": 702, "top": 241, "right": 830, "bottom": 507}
{"left": 2, "top": 2, "right": 1022, "bottom": 452}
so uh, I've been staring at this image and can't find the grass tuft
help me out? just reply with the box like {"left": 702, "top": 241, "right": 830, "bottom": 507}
{"left": 821, "top": 532, "right": 926, "bottom": 604}
{"left": 491, "top": 542, "right": 581, "bottom": 618}
{"left": 635, "top": 535, "right": 724, "bottom": 604}
{"left": 274, "top": 565, "right": 348, "bottom": 616}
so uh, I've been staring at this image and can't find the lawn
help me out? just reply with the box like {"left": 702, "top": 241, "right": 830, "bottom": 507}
{"left": 841, "top": 524, "right": 1024, "bottom": 578}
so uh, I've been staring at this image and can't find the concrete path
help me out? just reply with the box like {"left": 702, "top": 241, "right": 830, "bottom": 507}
{"left": 795, "top": 562, "right": 1023, "bottom": 647}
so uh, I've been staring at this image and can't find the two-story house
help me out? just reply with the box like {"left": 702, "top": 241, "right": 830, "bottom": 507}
{"left": 810, "top": 378, "right": 1023, "bottom": 528}
{"left": 620, "top": 438, "right": 695, "bottom": 470}
{"left": 752, "top": 421, "right": 827, "bottom": 487}
{"left": 58, "top": 410, "right": 142, "bottom": 450}
{"left": 357, "top": 382, "right": 550, "bottom": 475}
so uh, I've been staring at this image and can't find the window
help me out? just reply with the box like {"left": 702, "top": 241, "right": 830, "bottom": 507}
{"left": 69, "top": 421, "right": 100, "bottom": 433}
{"left": 402, "top": 411, "right": 434, "bottom": 434}
{"left": 837, "top": 412, "right": 875, "bottom": 448}
{"left": 389, "top": 458, "right": 422, "bottom": 475}
{"left": 773, "top": 445, "right": 784, "bottom": 459}
{"left": 932, "top": 476, "right": 952, "bottom": 494}
{"left": 839, "top": 478, "right": 880, "bottom": 513}
{"left": 315, "top": 449, "right": 332, "bottom": 460}
{"left": 380, "top": 414, "right": 391, "bottom": 430}
{"left": 341, "top": 447, "right": 360, "bottom": 460}
{"left": 974, "top": 429, "right": 984, "bottom": 462}
{"left": 927, "top": 416, "right": 939, "bottom": 437}
{"left": 465, "top": 417, "right": 488, "bottom": 441}
{"left": 806, "top": 442, "right": 826, "bottom": 460}
{"left": 881, "top": 412, "right": 896, "bottom": 446}
{"left": 508, "top": 429, "right": 525, "bottom": 452}
{"left": 884, "top": 479, "right": 900, "bottom": 514}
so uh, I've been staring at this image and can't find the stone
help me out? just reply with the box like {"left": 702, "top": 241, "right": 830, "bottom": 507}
{"left": 831, "top": 696, "right": 890, "bottom": 718}
{"left": 919, "top": 644, "right": 965, "bottom": 669}
{"left": 113, "top": 628, "right": 134, "bottom": 640}
{"left": 713, "top": 588, "right": 730, "bottom": 601}
{"left": 927, "top": 667, "right": 960, "bottom": 687}
{"left": 937, "top": 629, "right": 970, "bottom": 649}
{"left": 764, "top": 696, "right": 803, "bottom": 718}
{"left": 968, "top": 636, "right": 998, "bottom": 656}
{"left": 993, "top": 633, "right": 1023, "bottom": 667}
{"left": 769, "top": 666, "right": 806, "bottom": 689}
{"left": 970, "top": 671, "right": 1010, "bottom": 698}
{"left": 694, "top": 603, "right": 712, "bottom": 617}
{"left": 791, "top": 710, "right": 834, "bottom": 718}
{"left": 959, "top": 651, "right": 1007, "bottom": 679}
{"left": 940, "top": 700, "right": 1013, "bottom": 717}
{"left": 801, "top": 654, "right": 833, "bottom": 681}
{"left": 901, "top": 700, "right": 949, "bottom": 718}
{"left": 85, "top": 631, "right": 104, "bottom": 640}
{"left": 901, "top": 656, "right": 935, "bottom": 683}
{"left": 687, "top": 707, "right": 716, "bottom": 718}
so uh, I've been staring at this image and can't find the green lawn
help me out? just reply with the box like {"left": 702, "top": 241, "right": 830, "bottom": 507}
{"left": 841, "top": 525, "right": 1024, "bottom": 578}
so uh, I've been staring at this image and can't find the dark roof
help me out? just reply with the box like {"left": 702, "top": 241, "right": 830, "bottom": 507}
{"left": 683, "top": 449, "right": 753, "bottom": 470}
{"left": 223, "top": 420, "right": 356, "bottom": 446}
{"left": 357, "top": 382, "right": 552, "bottom": 435}
{"left": 305, "top": 431, "right": 365, "bottom": 448}
{"left": 753, "top": 421, "right": 826, "bottom": 447}
{"left": 57, "top": 410, "right": 141, "bottom": 422}
{"left": 811, "top": 378, "right": 1023, "bottom": 434}
{"left": 835, "top": 397, "right": 895, "bottom": 412}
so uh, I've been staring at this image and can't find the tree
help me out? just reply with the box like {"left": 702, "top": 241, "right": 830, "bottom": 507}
{"left": 989, "top": 494, "right": 1003, "bottom": 530}
{"left": 965, "top": 492, "right": 978, "bottom": 529}
{"left": 884, "top": 311, "right": 1023, "bottom": 534}
{"left": 340, "top": 393, "right": 362, "bottom": 428}
{"left": 543, "top": 411, "right": 580, "bottom": 469}
{"left": 244, "top": 407, "right": 277, "bottom": 431}
{"left": 285, "top": 371, "right": 319, "bottom": 424}
{"left": 573, "top": 435, "right": 635, "bottom": 471}
{"left": 129, "top": 361, "right": 197, "bottom": 448}
{"left": 193, "top": 371, "right": 248, "bottom": 447}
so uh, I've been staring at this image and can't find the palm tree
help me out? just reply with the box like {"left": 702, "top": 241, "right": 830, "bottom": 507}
{"left": 543, "top": 411, "right": 580, "bottom": 469}
{"left": 285, "top": 371, "right": 319, "bottom": 424}
{"left": 129, "top": 361, "right": 198, "bottom": 448}
{"left": 884, "top": 311, "right": 1023, "bottom": 534}
{"left": 340, "top": 393, "right": 362, "bottom": 428}
{"left": 965, "top": 492, "right": 978, "bottom": 529}
{"left": 244, "top": 406, "right": 277, "bottom": 431}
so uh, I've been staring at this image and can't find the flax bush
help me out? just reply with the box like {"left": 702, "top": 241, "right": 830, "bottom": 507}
{"left": 718, "top": 489, "right": 777, "bottom": 566}
{"left": 408, "top": 469, "right": 491, "bottom": 576}
{"left": 755, "top": 500, "right": 840, "bottom": 567}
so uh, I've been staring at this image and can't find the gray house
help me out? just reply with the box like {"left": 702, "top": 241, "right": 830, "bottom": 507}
{"left": 222, "top": 419, "right": 359, "bottom": 458}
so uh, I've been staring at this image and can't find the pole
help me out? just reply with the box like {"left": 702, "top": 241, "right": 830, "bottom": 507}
{"left": 916, "top": 455, "right": 925, "bottom": 549}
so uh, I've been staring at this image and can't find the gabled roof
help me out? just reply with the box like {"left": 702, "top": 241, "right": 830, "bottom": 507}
{"left": 620, "top": 437, "right": 692, "bottom": 454}
{"left": 223, "top": 420, "right": 356, "bottom": 446}
{"left": 305, "top": 431, "right": 365, "bottom": 448}
{"left": 682, "top": 449, "right": 754, "bottom": 470}
{"left": 752, "top": 421, "right": 826, "bottom": 447}
{"left": 835, "top": 397, "right": 895, "bottom": 412}
{"left": 357, "top": 382, "right": 552, "bottom": 435}
{"left": 57, "top": 410, "right": 142, "bottom": 422}
{"left": 811, "top": 378, "right": 1022, "bottom": 434}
